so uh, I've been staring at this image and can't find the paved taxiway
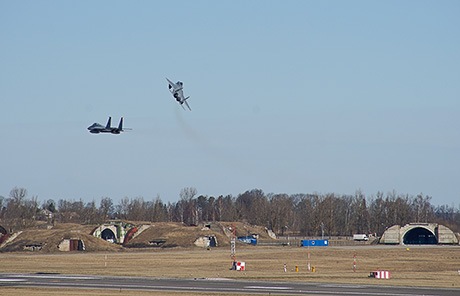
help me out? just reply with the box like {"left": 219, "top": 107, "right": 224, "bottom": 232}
{"left": 1, "top": 273, "right": 459, "bottom": 295}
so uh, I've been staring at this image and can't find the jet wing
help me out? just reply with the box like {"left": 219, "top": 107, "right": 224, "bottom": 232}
{"left": 166, "top": 78, "right": 177, "bottom": 90}
{"left": 184, "top": 99, "right": 191, "bottom": 111}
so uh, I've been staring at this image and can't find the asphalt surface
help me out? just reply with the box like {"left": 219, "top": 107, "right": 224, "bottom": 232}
{"left": 1, "top": 273, "right": 459, "bottom": 296}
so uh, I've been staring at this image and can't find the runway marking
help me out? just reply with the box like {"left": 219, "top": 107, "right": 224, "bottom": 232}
{"left": 1, "top": 273, "right": 456, "bottom": 296}
{"left": 7, "top": 274, "right": 98, "bottom": 280}
{"left": 246, "top": 285, "right": 291, "bottom": 290}
{"left": 321, "top": 284, "right": 365, "bottom": 288}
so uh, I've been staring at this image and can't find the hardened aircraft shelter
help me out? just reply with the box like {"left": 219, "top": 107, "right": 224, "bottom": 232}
{"left": 380, "top": 223, "right": 459, "bottom": 245}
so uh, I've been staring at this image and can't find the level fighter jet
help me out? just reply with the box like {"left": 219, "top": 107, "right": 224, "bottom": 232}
{"left": 87, "top": 117, "right": 126, "bottom": 134}
{"left": 166, "top": 77, "right": 191, "bottom": 110}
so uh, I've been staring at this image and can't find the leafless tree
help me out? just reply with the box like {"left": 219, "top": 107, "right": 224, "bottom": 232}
{"left": 412, "top": 194, "right": 433, "bottom": 223}
{"left": 99, "top": 197, "right": 114, "bottom": 221}
{"left": 151, "top": 195, "right": 168, "bottom": 222}
{"left": 178, "top": 187, "right": 198, "bottom": 225}
{"left": 268, "top": 193, "right": 292, "bottom": 235}
{"left": 2, "top": 186, "right": 460, "bottom": 236}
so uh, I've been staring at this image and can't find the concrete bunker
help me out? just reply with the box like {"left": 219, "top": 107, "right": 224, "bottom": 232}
{"left": 149, "top": 239, "right": 167, "bottom": 246}
{"left": 58, "top": 239, "right": 85, "bottom": 251}
{"left": 381, "top": 223, "right": 459, "bottom": 245}
{"left": 92, "top": 221, "right": 136, "bottom": 244}
{"left": 194, "top": 236, "right": 218, "bottom": 248}
{"left": 24, "top": 243, "right": 43, "bottom": 251}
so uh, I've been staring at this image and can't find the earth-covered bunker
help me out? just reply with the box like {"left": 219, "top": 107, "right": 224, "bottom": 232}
{"left": 91, "top": 221, "right": 136, "bottom": 244}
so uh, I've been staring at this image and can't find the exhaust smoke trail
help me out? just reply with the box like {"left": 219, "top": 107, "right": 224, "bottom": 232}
{"left": 174, "top": 107, "right": 245, "bottom": 174}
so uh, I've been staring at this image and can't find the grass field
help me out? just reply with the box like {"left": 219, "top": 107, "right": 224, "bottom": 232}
{"left": 2, "top": 244, "right": 460, "bottom": 293}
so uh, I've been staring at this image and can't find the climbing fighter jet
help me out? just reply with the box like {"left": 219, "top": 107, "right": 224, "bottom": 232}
{"left": 87, "top": 117, "right": 126, "bottom": 134}
{"left": 166, "top": 77, "right": 191, "bottom": 111}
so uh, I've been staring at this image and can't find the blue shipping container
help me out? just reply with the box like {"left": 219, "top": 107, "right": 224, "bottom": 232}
{"left": 301, "top": 239, "right": 329, "bottom": 247}
{"left": 237, "top": 236, "right": 257, "bottom": 245}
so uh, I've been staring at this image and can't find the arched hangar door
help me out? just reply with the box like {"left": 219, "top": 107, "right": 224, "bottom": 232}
{"left": 403, "top": 227, "right": 437, "bottom": 244}
{"left": 101, "top": 228, "right": 117, "bottom": 243}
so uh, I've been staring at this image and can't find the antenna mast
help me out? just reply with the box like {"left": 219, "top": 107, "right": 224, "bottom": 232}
{"left": 230, "top": 223, "right": 236, "bottom": 268}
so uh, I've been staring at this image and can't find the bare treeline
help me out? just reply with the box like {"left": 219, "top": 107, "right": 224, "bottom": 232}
{"left": 1, "top": 187, "right": 459, "bottom": 235}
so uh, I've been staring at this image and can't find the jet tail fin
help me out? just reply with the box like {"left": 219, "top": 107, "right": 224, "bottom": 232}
{"left": 106, "top": 117, "right": 112, "bottom": 129}
{"left": 118, "top": 117, "right": 123, "bottom": 131}
{"left": 184, "top": 97, "right": 191, "bottom": 111}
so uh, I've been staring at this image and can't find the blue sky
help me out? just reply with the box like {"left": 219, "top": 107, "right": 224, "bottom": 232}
{"left": 1, "top": 1, "right": 459, "bottom": 206}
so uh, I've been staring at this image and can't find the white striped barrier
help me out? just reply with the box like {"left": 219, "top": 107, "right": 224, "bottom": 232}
{"left": 369, "top": 270, "right": 391, "bottom": 279}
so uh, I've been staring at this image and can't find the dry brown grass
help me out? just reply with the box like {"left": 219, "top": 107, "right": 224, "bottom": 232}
{"left": 0, "top": 287, "right": 233, "bottom": 296}
{"left": 2, "top": 222, "right": 460, "bottom": 293}
{"left": 2, "top": 245, "right": 460, "bottom": 289}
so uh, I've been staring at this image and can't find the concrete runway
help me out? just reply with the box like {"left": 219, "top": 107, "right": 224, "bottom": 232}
{"left": 1, "top": 273, "right": 459, "bottom": 295}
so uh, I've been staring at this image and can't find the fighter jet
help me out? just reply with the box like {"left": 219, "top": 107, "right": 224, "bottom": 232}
{"left": 87, "top": 117, "right": 126, "bottom": 134}
{"left": 166, "top": 77, "right": 191, "bottom": 111}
